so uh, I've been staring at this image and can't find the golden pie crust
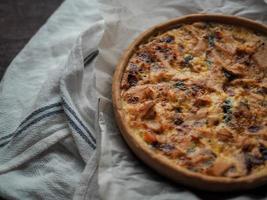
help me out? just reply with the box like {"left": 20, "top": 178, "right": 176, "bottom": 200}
{"left": 112, "top": 14, "right": 267, "bottom": 191}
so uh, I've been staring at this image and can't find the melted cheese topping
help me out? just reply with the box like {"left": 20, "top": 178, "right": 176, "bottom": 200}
{"left": 120, "top": 22, "right": 267, "bottom": 177}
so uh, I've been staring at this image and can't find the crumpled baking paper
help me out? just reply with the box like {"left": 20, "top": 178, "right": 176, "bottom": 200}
{"left": 94, "top": 0, "right": 267, "bottom": 199}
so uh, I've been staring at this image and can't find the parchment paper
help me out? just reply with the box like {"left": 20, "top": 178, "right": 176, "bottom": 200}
{"left": 95, "top": 0, "right": 267, "bottom": 199}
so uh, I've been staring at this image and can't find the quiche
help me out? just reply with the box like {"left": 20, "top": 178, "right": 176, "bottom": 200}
{"left": 112, "top": 15, "right": 267, "bottom": 191}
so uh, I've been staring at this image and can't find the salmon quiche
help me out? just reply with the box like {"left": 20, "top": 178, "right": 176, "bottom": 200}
{"left": 112, "top": 15, "right": 267, "bottom": 191}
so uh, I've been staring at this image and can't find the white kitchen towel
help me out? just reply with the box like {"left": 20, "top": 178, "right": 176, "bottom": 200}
{"left": 0, "top": 0, "right": 267, "bottom": 200}
{"left": 0, "top": 0, "right": 104, "bottom": 199}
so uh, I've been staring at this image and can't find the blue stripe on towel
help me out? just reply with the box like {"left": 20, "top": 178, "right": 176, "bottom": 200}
{"left": 13, "top": 109, "right": 64, "bottom": 138}
{"left": 19, "top": 102, "right": 62, "bottom": 127}
{"left": 0, "top": 101, "right": 96, "bottom": 149}
{"left": 0, "top": 102, "right": 62, "bottom": 141}
{"left": 62, "top": 98, "right": 96, "bottom": 144}
{"left": 66, "top": 116, "right": 96, "bottom": 149}
{"left": 0, "top": 132, "right": 16, "bottom": 141}
{"left": 0, "top": 141, "right": 9, "bottom": 148}
{"left": 0, "top": 109, "right": 64, "bottom": 148}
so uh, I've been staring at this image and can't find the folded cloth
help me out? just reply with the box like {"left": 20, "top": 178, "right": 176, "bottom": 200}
{"left": 0, "top": 0, "right": 267, "bottom": 200}
{"left": 0, "top": 0, "right": 104, "bottom": 199}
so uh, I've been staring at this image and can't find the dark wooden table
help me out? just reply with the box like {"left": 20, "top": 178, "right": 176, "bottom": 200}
{"left": 0, "top": 0, "right": 64, "bottom": 80}
{"left": 0, "top": 1, "right": 63, "bottom": 199}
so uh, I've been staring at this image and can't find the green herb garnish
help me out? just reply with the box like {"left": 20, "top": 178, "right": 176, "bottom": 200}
{"left": 207, "top": 32, "right": 216, "bottom": 47}
{"left": 206, "top": 60, "right": 212, "bottom": 69}
{"left": 183, "top": 55, "right": 193, "bottom": 66}
{"left": 174, "top": 81, "right": 187, "bottom": 90}
{"left": 222, "top": 99, "right": 232, "bottom": 123}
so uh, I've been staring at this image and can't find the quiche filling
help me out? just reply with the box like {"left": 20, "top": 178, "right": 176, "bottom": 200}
{"left": 120, "top": 22, "right": 267, "bottom": 178}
